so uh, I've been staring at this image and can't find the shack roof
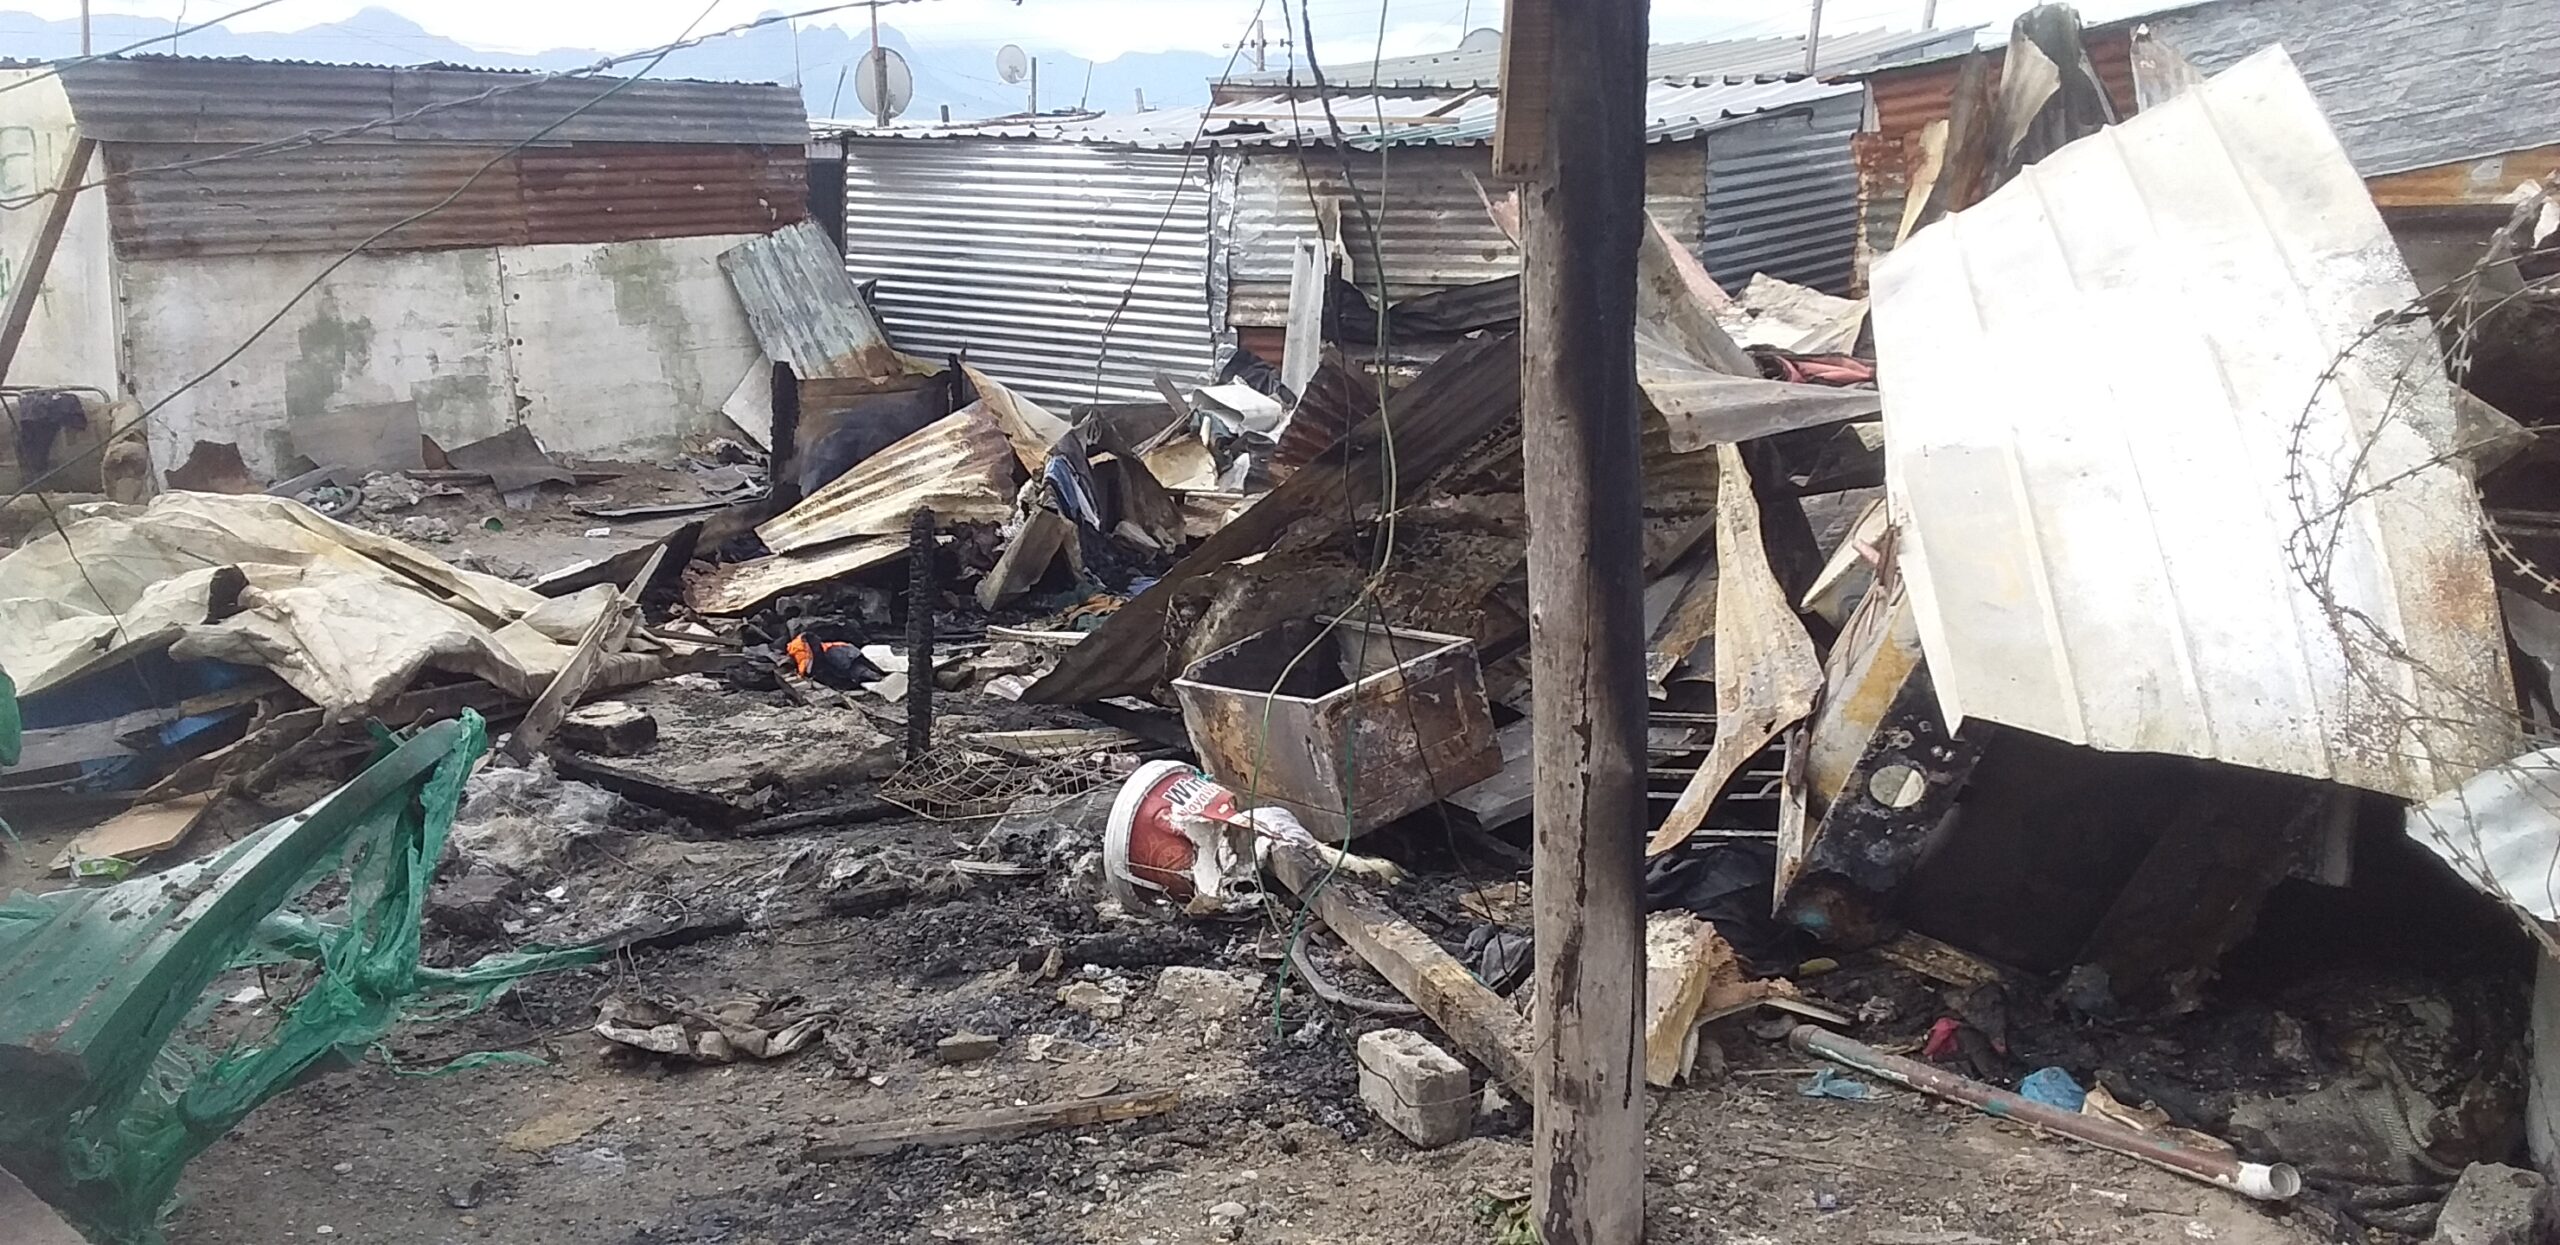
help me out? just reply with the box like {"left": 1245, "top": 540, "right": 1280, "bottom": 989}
{"left": 1224, "top": 25, "right": 1979, "bottom": 90}
{"left": 39, "top": 55, "right": 809, "bottom": 148}
{"left": 818, "top": 76, "right": 1862, "bottom": 151}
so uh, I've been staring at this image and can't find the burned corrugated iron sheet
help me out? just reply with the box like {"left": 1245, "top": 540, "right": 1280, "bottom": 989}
{"left": 719, "top": 220, "right": 899, "bottom": 381}
{"left": 1873, "top": 47, "right": 2514, "bottom": 803}
{"left": 1849, "top": 131, "right": 1910, "bottom": 296}
{"left": 1703, "top": 90, "right": 1864, "bottom": 293}
{"left": 841, "top": 138, "right": 1218, "bottom": 407}
{"left": 756, "top": 409, "right": 1019, "bottom": 554}
{"left": 103, "top": 141, "right": 803, "bottom": 259}
{"left": 1273, "top": 358, "right": 1384, "bottom": 477}
{"left": 1025, "top": 332, "right": 1520, "bottom": 704}
{"left": 53, "top": 57, "right": 807, "bottom": 147}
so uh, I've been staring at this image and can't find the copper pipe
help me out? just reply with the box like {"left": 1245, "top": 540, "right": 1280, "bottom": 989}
{"left": 1788, "top": 1026, "right": 2302, "bottom": 1202}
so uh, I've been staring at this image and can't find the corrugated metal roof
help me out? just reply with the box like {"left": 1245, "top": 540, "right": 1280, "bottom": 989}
{"left": 100, "top": 140, "right": 804, "bottom": 258}
{"left": 1873, "top": 47, "right": 2514, "bottom": 803}
{"left": 53, "top": 56, "right": 806, "bottom": 146}
{"left": 827, "top": 77, "right": 1859, "bottom": 151}
{"left": 1225, "top": 25, "right": 1980, "bottom": 88}
{"left": 842, "top": 138, "right": 1219, "bottom": 406}
{"left": 719, "top": 220, "right": 901, "bottom": 381}
{"left": 2141, "top": 0, "right": 2560, "bottom": 177}
{"left": 1861, "top": 26, "right": 2142, "bottom": 143}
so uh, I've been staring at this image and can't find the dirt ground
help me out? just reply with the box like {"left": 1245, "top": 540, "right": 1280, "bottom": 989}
{"left": 11, "top": 472, "right": 2355, "bottom": 1245}
{"left": 156, "top": 803, "right": 2339, "bottom": 1245}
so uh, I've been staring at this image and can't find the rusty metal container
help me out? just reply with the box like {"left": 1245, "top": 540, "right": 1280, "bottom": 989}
{"left": 1170, "top": 616, "right": 1503, "bottom": 841}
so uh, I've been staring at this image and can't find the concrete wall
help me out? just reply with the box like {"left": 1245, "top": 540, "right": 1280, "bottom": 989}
{"left": 0, "top": 68, "right": 117, "bottom": 391}
{"left": 124, "top": 233, "right": 764, "bottom": 479}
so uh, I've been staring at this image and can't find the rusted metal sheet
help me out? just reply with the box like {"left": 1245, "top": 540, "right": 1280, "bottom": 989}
{"left": 719, "top": 220, "right": 899, "bottom": 381}
{"left": 103, "top": 142, "right": 531, "bottom": 258}
{"left": 54, "top": 59, "right": 807, "bottom": 147}
{"left": 1859, "top": 27, "right": 2137, "bottom": 148}
{"left": 1849, "top": 131, "right": 1911, "bottom": 296}
{"left": 1873, "top": 47, "right": 2514, "bottom": 802}
{"left": 103, "top": 141, "right": 801, "bottom": 258}
{"left": 515, "top": 143, "right": 804, "bottom": 244}
{"left": 1025, "top": 332, "right": 1519, "bottom": 704}
{"left": 756, "top": 409, "right": 1017, "bottom": 554}
{"left": 1272, "top": 359, "right": 1382, "bottom": 478}
{"left": 1172, "top": 617, "right": 1501, "bottom": 841}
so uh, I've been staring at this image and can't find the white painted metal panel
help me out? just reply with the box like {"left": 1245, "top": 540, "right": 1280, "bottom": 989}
{"left": 0, "top": 70, "right": 117, "bottom": 392}
{"left": 497, "top": 234, "right": 767, "bottom": 461}
{"left": 1873, "top": 47, "right": 2513, "bottom": 802}
{"left": 123, "top": 249, "right": 516, "bottom": 480}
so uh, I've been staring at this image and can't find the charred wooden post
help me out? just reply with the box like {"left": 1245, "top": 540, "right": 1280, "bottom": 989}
{"left": 906, "top": 507, "right": 936, "bottom": 758}
{"left": 1502, "top": 0, "right": 1651, "bottom": 1239}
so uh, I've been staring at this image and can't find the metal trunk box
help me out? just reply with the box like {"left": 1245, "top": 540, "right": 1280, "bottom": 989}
{"left": 1170, "top": 617, "right": 1503, "bottom": 841}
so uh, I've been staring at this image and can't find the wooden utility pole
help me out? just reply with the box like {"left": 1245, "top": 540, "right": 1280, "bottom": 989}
{"left": 1501, "top": 0, "right": 1650, "bottom": 1239}
{"left": 1806, "top": 0, "right": 1826, "bottom": 74}
{"left": 1922, "top": 0, "right": 1940, "bottom": 30}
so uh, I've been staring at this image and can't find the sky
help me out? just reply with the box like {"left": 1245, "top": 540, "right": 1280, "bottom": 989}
{"left": 18, "top": 0, "right": 2181, "bottom": 63}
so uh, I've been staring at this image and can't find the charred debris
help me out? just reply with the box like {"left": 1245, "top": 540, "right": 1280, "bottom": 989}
{"left": 6, "top": 12, "right": 2560, "bottom": 1243}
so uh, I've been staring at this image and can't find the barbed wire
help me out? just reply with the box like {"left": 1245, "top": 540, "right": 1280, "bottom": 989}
{"left": 2282, "top": 181, "right": 2560, "bottom": 950}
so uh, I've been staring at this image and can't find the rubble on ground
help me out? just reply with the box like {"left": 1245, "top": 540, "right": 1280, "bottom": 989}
{"left": 8, "top": 14, "right": 2560, "bottom": 1243}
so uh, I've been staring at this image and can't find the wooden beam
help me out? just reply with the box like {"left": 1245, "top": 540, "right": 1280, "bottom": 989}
{"left": 1490, "top": 0, "right": 1553, "bottom": 181}
{"left": 0, "top": 135, "right": 95, "bottom": 386}
{"left": 499, "top": 545, "right": 659, "bottom": 765}
{"left": 1268, "top": 846, "right": 1534, "bottom": 1095}
{"left": 803, "top": 1089, "right": 1180, "bottom": 1160}
{"left": 1509, "top": 0, "right": 1649, "bottom": 1238}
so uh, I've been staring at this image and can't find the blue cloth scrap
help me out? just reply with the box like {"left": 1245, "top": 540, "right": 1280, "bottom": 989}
{"left": 1798, "top": 1068, "right": 1881, "bottom": 1101}
{"left": 2018, "top": 1066, "right": 2088, "bottom": 1112}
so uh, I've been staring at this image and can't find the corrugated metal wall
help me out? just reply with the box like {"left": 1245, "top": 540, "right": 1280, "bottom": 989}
{"left": 841, "top": 138, "right": 1217, "bottom": 407}
{"left": 102, "top": 141, "right": 805, "bottom": 259}
{"left": 1703, "top": 93, "right": 1864, "bottom": 294}
{"left": 1226, "top": 142, "right": 1706, "bottom": 326}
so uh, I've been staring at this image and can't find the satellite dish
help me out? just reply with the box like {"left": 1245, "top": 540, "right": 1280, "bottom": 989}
{"left": 995, "top": 43, "right": 1030, "bottom": 86}
{"left": 854, "top": 46, "right": 914, "bottom": 122}
{"left": 1456, "top": 27, "right": 1502, "bottom": 54}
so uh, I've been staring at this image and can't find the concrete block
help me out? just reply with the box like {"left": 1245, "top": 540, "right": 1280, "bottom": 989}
{"left": 1357, "top": 1028, "right": 1470, "bottom": 1148}
{"left": 2430, "top": 1162, "right": 2543, "bottom": 1245}
{"left": 559, "top": 701, "right": 657, "bottom": 755}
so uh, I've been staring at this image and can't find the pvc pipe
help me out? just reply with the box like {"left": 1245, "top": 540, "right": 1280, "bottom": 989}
{"left": 1788, "top": 1026, "right": 2303, "bottom": 1203}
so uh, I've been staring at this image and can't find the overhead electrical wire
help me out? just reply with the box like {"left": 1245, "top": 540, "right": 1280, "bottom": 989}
{"left": 0, "top": 0, "right": 293, "bottom": 96}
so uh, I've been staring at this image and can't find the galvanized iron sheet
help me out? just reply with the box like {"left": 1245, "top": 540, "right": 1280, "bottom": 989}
{"left": 841, "top": 138, "right": 1218, "bottom": 406}
{"left": 1223, "top": 26, "right": 1976, "bottom": 89}
{"left": 718, "top": 220, "right": 899, "bottom": 380}
{"left": 1872, "top": 47, "right": 2514, "bottom": 802}
{"left": 1226, "top": 142, "right": 1707, "bottom": 326}
{"left": 55, "top": 58, "right": 807, "bottom": 146}
{"left": 1703, "top": 90, "right": 1864, "bottom": 293}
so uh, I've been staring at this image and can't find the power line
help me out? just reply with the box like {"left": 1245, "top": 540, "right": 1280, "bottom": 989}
{"left": 0, "top": 0, "right": 290, "bottom": 96}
